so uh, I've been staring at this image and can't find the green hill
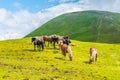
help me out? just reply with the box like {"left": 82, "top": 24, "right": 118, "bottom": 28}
{"left": 26, "top": 10, "right": 120, "bottom": 43}
{"left": 0, "top": 38, "right": 120, "bottom": 80}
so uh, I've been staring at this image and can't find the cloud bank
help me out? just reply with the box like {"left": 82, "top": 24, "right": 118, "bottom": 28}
{"left": 0, "top": 2, "right": 81, "bottom": 40}
{"left": 0, "top": 0, "right": 120, "bottom": 40}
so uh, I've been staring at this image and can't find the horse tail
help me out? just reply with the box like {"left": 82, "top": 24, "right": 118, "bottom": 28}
{"left": 67, "top": 46, "right": 73, "bottom": 61}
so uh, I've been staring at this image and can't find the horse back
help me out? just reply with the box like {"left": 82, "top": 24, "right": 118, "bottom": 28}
{"left": 37, "top": 40, "right": 44, "bottom": 45}
{"left": 61, "top": 44, "right": 68, "bottom": 51}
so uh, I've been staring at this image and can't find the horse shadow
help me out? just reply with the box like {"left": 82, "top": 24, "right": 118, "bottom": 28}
{"left": 54, "top": 57, "right": 64, "bottom": 60}
{"left": 46, "top": 47, "right": 59, "bottom": 50}
{"left": 23, "top": 49, "right": 37, "bottom": 52}
{"left": 83, "top": 61, "right": 89, "bottom": 64}
{"left": 53, "top": 51, "right": 59, "bottom": 54}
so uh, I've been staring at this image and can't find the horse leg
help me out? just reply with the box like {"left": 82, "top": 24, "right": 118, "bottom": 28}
{"left": 95, "top": 53, "right": 97, "bottom": 62}
{"left": 34, "top": 45, "right": 36, "bottom": 51}
{"left": 67, "top": 46, "right": 73, "bottom": 61}
{"left": 50, "top": 41, "right": 52, "bottom": 46}
{"left": 53, "top": 41, "right": 56, "bottom": 48}
{"left": 61, "top": 49, "right": 66, "bottom": 60}
{"left": 41, "top": 44, "right": 44, "bottom": 51}
{"left": 44, "top": 41, "right": 46, "bottom": 47}
{"left": 89, "top": 54, "right": 94, "bottom": 64}
{"left": 37, "top": 45, "right": 40, "bottom": 51}
{"left": 89, "top": 58, "right": 93, "bottom": 64}
{"left": 69, "top": 56, "right": 72, "bottom": 61}
{"left": 63, "top": 52, "right": 66, "bottom": 60}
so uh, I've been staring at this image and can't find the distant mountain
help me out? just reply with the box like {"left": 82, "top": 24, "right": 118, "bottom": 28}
{"left": 25, "top": 10, "right": 120, "bottom": 43}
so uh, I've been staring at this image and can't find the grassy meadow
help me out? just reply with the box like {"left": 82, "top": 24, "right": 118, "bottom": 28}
{"left": 0, "top": 38, "right": 120, "bottom": 80}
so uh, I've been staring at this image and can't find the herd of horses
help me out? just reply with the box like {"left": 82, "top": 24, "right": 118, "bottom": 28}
{"left": 31, "top": 35, "right": 97, "bottom": 64}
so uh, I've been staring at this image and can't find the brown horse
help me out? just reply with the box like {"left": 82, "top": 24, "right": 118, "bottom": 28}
{"left": 58, "top": 39, "right": 73, "bottom": 61}
{"left": 43, "top": 36, "right": 52, "bottom": 47}
{"left": 89, "top": 48, "right": 97, "bottom": 64}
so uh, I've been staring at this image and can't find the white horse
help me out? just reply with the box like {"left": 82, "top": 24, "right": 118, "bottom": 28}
{"left": 89, "top": 48, "right": 97, "bottom": 64}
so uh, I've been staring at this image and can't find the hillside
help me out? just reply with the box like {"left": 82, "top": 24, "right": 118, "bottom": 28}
{"left": 0, "top": 38, "right": 120, "bottom": 80}
{"left": 26, "top": 10, "right": 120, "bottom": 43}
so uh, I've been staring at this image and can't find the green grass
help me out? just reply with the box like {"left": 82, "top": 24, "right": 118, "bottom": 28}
{"left": 26, "top": 10, "right": 120, "bottom": 43}
{"left": 0, "top": 38, "right": 120, "bottom": 80}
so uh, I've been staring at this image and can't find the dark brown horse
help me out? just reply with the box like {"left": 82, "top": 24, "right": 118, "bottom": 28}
{"left": 89, "top": 48, "right": 97, "bottom": 64}
{"left": 43, "top": 36, "right": 52, "bottom": 47}
{"left": 33, "top": 39, "right": 44, "bottom": 51}
{"left": 51, "top": 35, "right": 59, "bottom": 48}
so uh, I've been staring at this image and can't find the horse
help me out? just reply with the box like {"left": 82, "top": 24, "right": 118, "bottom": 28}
{"left": 63, "top": 36, "right": 71, "bottom": 45}
{"left": 31, "top": 37, "right": 36, "bottom": 44}
{"left": 33, "top": 38, "right": 44, "bottom": 51}
{"left": 31, "top": 37, "right": 36, "bottom": 42}
{"left": 51, "top": 35, "right": 59, "bottom": 48}
{"left": 43, "top": 36, "right": 52, "bottom": 47}
{"left": 58, "top": 39, "right": 73, "bottom": 61}
{"left": 89, "top": 48, "right": 97, "bottom": 64}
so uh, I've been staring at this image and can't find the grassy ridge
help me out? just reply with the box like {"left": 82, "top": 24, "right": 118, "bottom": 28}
{"left": 26, "top": 10, "right": 120, "bottom": 43}
{"left": 0, "top": 38, "right": 120, "bottom": 80}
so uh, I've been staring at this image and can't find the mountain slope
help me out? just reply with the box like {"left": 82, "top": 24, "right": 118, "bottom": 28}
{"left": 26, "top": 10, "right": 120, "bottom": 43}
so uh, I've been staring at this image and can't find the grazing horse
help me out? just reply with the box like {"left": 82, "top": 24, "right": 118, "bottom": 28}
{"left": 43, "top": 36, "right": 52, "bottom": 47}
{"left": 89, "top": 48, "right": 97, "bottom": 64}
{"left": 33, "top": 39, "right": 44, "bottom": 51}
{"left": 63, "top": 36, "right": 71, "bottom": 45}
{"left": 51, "top": 35, "right": 59, "bottom": 48}
{"left": 31, "top": 37, "right": 36, "bottom": 44}
{"left": 31, "top": 37, "right": 36, "bottom": 42}
{"left": 58, "top": 39, "right": 73, "bottom": 61}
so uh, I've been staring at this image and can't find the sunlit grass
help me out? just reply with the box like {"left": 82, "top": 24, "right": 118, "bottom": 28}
{"left": 0, "top": 38, "right": 120, "bottom": 80}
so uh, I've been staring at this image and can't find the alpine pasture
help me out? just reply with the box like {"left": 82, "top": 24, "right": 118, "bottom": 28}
{"left": 0, "top": 38, "right": 120, "bottom": 80}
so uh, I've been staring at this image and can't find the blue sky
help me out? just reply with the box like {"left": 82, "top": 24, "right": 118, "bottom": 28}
{"left": 0, "top": 0, "right": 79, "bottom": 12}
{"left": 0, "top": 0, "right": 120, "bottom": 40}
{"left": 0, "top": 0, "right": 54, "bottom": 12}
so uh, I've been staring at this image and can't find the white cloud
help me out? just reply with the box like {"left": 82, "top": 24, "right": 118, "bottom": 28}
{"left": 1, "top": 0, "right": 120, "bottom": 40}
{"left": 43, "top": 3, "right": 82, "bottom": 16}
{"left": 78, "top": 0, "right": 120, "bottom": 12}
{"left": 0, "top": 9, "right": 41, "bottom": 40}
{"left": 0, "top": 2, "right": 82, "bottom": 41}
{"left": 0, "top": 30, "right": 23, "bottom": 40}
{"left": 0, "top": 9, "right": 10, "bottom": 22}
